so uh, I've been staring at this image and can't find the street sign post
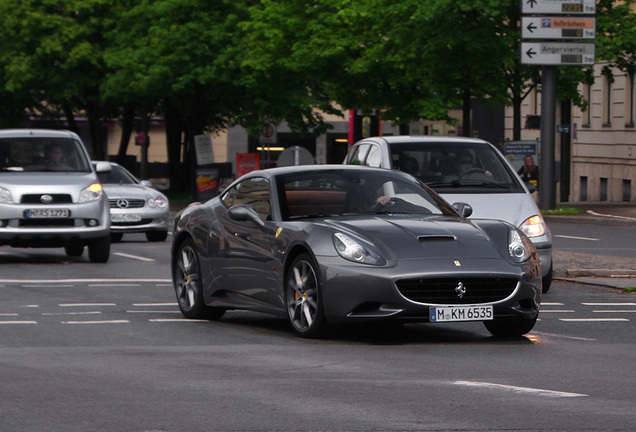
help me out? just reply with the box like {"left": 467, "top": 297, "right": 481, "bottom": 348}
{"left": 521, "top": 0, "right": 596, "bottom": 15}
{"left": 520, "top": 42, "right": 595, "bottom": 65}
{"left": 521, "top": 16, "right": 595, "bottom": 39}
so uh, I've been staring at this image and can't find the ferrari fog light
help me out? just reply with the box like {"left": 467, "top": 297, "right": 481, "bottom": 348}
{"left": 332, "top": 232, "right": 385, "bottom": 266}
{"left": 508, "top": 230, "right": 532, "bottom": 263}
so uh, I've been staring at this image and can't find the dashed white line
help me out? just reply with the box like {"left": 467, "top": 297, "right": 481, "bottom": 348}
{"left": 560, "top": 318, "right": 629, "bottom": 322}
{"left": 554, "top": 234, "right": 600, "bottom": 241}
{"left": 62, "top": 320, "right": 130, "bottom": 325}
{"left": 112, "top": 252, "right": 155, "bottom": 262}
{"left": 453, "top": 381, "right": 587, "bottom": 398}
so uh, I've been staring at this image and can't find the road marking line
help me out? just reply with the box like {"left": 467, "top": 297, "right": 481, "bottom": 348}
{"left": 542, "top": 302, "right": 564, "bottom": 306}
{"left": 127, "top": 311, "right": 181, "bottom": 314}
{"left": 62, "top": 320, "right": 129, "bottom": 324}
{"left": 560, "top": 318, "right": 629, "bottom": 322}
{"left": 554, "top": 234, "right": 600, "bottom": 241}
{"left": 453, "top": 381, "right": 587, "bottom": 398}
{"left": 148, "top": 318, "right": 209, "bottom": 322}
{"left": 593, "top": 310, "right": 636, "bottom": 313}
{"left": 43, "top": 311, "right": 102, "bottom": 316}
{"left": 0, "top": 321, "right": 38, "bottom": 324}
{"left": 132, "top": 303, "right": 177, "bottom": 307}
{"left": 539, "top": 310, "right": 575, "bottom": 313}
{"left": 531, "top": 331, "right": 596, "bottom": 341}
{"left": 0, "top": 278, "right": 171, "bottom": 284}
{"left": 113, "top": 252, "right": 155, "bottom": 262}
{"left": 583, "top": 303, "right": 636, "bottom": 306}
{"left": 59, "top": 303, "right": 116, "bottom": 307}
{"left": 0, "top": 313, "right": 19, "bottom": 316}
{"left": 88, "top": 283, "right": 141, "bottom": 287}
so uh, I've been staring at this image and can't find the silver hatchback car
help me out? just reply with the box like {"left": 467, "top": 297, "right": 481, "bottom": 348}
{"left": 344, "top": 136, "right": 553, "bottom": 292}
{"left": 0, "top": 129, "right": 111, "bottom": 262}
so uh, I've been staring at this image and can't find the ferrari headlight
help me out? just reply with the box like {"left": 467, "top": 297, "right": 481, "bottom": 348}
{"left": 79, "top": 183, "right": 103, "bottom": 203}
{"left": 332, "top": 233, "right": 385, "bottom": 266}
{"left": 508, "top": 229, "right": 533, "bottom": 263}
{"left": 0, "top": 187, "right": 14, "bottom": 203}
{"left": 519, "top": 214, "right": 546, "bottom": 238}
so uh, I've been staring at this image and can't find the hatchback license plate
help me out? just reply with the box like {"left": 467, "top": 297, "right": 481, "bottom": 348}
{"left": 429, "top": 305, "right": 493, "bottom": 322}
{"left": 25, "top": 208, "right": 70, "bottom": 218}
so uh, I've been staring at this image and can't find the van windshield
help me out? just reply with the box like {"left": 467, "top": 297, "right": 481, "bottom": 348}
{"left": 388, "top": 142, "right": 523, "bottom": 193}
{"left": 0, "top": 137, "right": 92, "bottom": 173}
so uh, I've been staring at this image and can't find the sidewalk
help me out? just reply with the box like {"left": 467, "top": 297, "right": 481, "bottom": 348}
{"left": 544, "top": 202, "right": 636, "bottom": 290}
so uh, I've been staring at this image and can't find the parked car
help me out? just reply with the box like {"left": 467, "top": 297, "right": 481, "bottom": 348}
{"left": 171, "top": 165, "right": 541, "bottom": 338}
{"left": 344, "top": 136, "right": 553, "bottom": 292}
{"left": 0, "top": 129, "right": 111, "bottom": 262}
{"left": 93, "top": 161, "right": 169, "bottom": 242}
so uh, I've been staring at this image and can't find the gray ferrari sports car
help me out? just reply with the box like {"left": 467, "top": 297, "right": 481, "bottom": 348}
{"left": 171, "top": 165, "right": 541, "bottom": 338}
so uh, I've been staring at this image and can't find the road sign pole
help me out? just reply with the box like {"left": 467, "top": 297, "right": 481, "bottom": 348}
{"left": 539, "top": 66, "right": 557, "bottom": 210}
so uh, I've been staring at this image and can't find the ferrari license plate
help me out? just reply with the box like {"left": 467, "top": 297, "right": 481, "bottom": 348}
{"left": 111, "top": 213, "right": 141, "bottom": 222}
{"left": 25, "top": 208, "right": 70, "bottom": 218}
{"left": 429, "top": 305, "right": 493, "bottom": 322}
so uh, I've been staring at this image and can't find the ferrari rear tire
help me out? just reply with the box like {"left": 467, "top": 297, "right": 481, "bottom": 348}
{"left": 285, "top": 253, "right": 329, "bottom": 338}
{"left": 174, "top": 238, "right": 225, "bottom": 320}
{"left": 484, "top": 314, "right": 538, "bottom": 338}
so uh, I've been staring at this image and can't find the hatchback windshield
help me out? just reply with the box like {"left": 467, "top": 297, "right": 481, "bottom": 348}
{"left": 0, "top": 137, "right": 91, "bottom": 173}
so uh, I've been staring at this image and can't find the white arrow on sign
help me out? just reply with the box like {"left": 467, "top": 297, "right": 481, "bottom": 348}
{"left": 520, "top": 42, "right": 595, "bottom": 65}
{"left": 521, "top": 0, "right": 596, "bottom": 15}
{"left": 521, "top": 17, "right": 595, "bottom": 39}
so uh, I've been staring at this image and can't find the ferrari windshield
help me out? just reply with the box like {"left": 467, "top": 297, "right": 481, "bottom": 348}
{"left": 276, "top": 169, "right": 457, "bottom": 220}
{"left": 0, "top": 137, "right": 91, "bottom": 173}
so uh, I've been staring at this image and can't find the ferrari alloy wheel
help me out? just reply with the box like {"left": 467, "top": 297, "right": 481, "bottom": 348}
{"left": 285, "top": 253, "right": 328, "bottom": 338}
{"left": 174, "top": 239, "right": 224, "bottom": 320}
{"left": 484, "top": 314, "right": 538, "bottom": 338}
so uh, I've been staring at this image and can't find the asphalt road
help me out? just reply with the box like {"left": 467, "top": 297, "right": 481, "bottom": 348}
{"left": 1, "top": 233, "right": 635, "bottom": 431}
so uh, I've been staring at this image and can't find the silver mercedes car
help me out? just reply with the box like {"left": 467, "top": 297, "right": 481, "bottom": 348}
{"left": 94, "top": 161, "right": 169, "bottom": 242}
{"left": 0, "top": 129, "right": 111, "bottom": 262}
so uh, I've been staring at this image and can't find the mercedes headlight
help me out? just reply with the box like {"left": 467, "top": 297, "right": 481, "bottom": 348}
{"left": 332, "top": 232, "right": 385, "bottom": 266}
{"left": 148, "top": 195, "right": 168, "bottom": 209}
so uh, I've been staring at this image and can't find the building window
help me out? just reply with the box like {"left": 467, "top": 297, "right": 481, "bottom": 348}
{"left": 580, "top": 176, "right": 588, "bottom": 201}
{"left": 627, "top": 73, "right": 635, "bottom": 128}
{"left": 603, "top": 71, "right": 612, "bottom": 126}
{"left": 600, "top": 177, "right": 608, "bottom": 201}
{"left": 583, "top": 83, "right": 592, "bottom": 126}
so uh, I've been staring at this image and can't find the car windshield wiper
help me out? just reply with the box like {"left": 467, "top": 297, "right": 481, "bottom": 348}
{"left": 428, "top": 180, "right": 512, "bottom": 189}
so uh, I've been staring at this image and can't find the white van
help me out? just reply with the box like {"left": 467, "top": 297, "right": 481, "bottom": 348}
{"left": 344, "top": 136, "right": 553, "bottom": 292}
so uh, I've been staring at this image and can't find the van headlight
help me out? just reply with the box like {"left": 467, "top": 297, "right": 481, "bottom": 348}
{"left": 509, "top": 229, "right": 534, "bottom": 263}
{"left": 79, "top": 183, "right": 104, "bottom": 203}
{"left": 333, "top": 233, "right": 385, "bottom": 265}
{"left": 519, "top": 214, "right": 547, "bottom": 238}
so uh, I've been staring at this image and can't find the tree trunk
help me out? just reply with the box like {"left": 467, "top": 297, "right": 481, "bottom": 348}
{"left": 117, "top": 104, "right": 136, "bottom": 164}
{"left": 462, "top": 88, "right": 471, "bottom": 137}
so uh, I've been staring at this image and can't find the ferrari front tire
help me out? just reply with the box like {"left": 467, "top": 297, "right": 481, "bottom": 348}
{"left": 484, "top": 314, "right": 538, "bottom": 338}
{"left": 174, "top": 238, "right": 225, "bottom": 320}
{"left": 285, "top": 253, "right": 329, "bottom": 338}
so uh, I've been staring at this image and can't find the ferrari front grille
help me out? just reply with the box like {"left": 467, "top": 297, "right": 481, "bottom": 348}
{"left": 396, "top": 277, "right": 518, "bottom": 305}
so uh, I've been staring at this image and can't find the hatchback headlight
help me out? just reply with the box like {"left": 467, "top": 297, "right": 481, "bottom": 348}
{"left": 148, "top": 195, "right": 168, "bottom": 209}
{"left": 332, "top": 232, "right": 385, "bottom": 265}
{"left": 509, "top": 229, "right": 534, "bottom": 263}
{"left": 79, "top": 183, "right": 103, "bottom": 203}
{"left": 519, "top": 214, "right": 546, "bottom": 238}
{"left": 0, "top": 187, "right": 14, "bottom": 203}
